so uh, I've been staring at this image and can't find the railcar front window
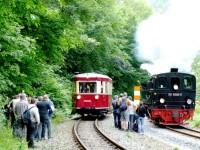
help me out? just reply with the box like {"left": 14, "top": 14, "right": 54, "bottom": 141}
{"left": 183, "top": 77, "right": 193, "bottom": 89}
{"left": 79, "top": 82, "right": 97, "bottom": 93}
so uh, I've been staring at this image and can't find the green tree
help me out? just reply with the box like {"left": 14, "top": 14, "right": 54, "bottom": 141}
{"left": 0, "top": 0, "right": 152, "bottom": 129}
{"left": 192, "top": 54, "right": 200, "bottom": 100}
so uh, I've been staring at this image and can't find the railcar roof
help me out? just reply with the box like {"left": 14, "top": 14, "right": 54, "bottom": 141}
{"left": 74, "top": 73, "right": 112, "bottom": 80}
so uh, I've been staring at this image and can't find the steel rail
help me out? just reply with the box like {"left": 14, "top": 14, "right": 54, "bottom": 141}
{"left": 72, "top": 119, "right": 88, "bottom": 150}
{"left": 166, "top": 126, "right": 200, "bottom": 139}
{"left": 94, "top": 119, "right": 127, "bottom": 150}
{"left": 180, "top": 126, "right": 200, "bottom": 134}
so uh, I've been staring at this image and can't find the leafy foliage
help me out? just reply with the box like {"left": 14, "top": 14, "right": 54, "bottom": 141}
{"left": 191, "top": 54, "right": 200, "bottom": 127}
{"left": 0, "top": 0, "right": 151, "bottom": 131}
{"left": 192, "top": 54, "right": 200, "bottom": 100}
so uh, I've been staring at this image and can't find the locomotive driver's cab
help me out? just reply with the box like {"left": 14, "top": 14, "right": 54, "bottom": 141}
{"left": 141, "top": 68, "right": 196, "bottom": 109}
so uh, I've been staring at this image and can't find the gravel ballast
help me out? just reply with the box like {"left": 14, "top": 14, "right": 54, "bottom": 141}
{"left": 98, "top": 115, "right": 174, "bottom": 150}
{"left": 99, "top": 115, "right": 200, "bottom": 150}
{"left": 144, "top": 119, "right": 200, "bottom": 150}
{"left": 33, "top": 115, "right": 199, "bottom": 150}
{"left": 34, "top": 119, "right": 79, "bottom": 150}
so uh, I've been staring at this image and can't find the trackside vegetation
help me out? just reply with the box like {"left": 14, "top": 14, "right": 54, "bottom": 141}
{"left": 189, "top": 103, "right": 200, "bottom": 127}
{"left": 0, "top": 0, "right": 152, "bottom": 148}
{"left": 192, "top": 55, "right": 200, "bottom": 127}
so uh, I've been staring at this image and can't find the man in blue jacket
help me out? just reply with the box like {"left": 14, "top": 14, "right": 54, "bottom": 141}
{"left": 37, "top": 95, "right": 52, "bottom": 140}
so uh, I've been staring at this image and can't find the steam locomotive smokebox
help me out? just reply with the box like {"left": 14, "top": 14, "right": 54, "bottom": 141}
{"left": 171, "top": 68, "right": 178, "bottom": 72}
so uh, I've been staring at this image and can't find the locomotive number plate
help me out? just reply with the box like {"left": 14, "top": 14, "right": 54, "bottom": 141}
{"left": 84, "top": 100, "right": 91, "bottom": 102}
{"left": 168, "top": 93, "right": 182, "bottom": 96}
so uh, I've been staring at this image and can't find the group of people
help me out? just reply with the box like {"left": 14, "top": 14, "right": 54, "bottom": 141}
{"left": 112, "top": 92, "right": 146, "bottom": 134}
{"left": 4, "top": 92, "right": 55, "bottom": 148}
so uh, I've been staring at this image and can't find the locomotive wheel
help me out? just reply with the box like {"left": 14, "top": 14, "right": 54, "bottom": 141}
{"left": 81, "top": 113, "right": 85, "bottom": 119}
{"left": 154, "top": 119, "right": 160, "bottom": 126}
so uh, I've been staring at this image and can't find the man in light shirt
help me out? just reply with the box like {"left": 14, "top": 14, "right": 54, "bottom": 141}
{"left": 14, "top": 93, "right": 28, "bottom": 138}
{"left": 9, "top": 94, "right": 20, "bottom": 126}
{"left": 27, "top": 98, "right": 40, "bottom": 148}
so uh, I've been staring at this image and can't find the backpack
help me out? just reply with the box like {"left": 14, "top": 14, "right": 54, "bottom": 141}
{"left": 112, "top": 100, "right": 118, "bottom": 110}
{"left": 136, "top": 104, "right": 146, "bottom": 117}
{"left": 21, "top": 106, "right": 35, "bottom": 125}
{"left": 120, "top": 100, "right": 127, "bottom": 111}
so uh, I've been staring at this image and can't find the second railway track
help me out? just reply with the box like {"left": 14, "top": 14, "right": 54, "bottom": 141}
{"left": 73, "top": 118, "right": 126, "bottom": 150}
{"left": 166, "top": 126, "right": 200, "bottom": 139}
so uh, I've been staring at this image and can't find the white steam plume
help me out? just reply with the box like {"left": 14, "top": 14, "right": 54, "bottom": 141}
{"left": 136, "top": 0, "right": 200, "bottom": 75}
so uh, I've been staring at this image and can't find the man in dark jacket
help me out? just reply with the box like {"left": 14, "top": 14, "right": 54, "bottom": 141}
{"left": 136, "top": 101, "right": 146, "bottom": 134}
{"left": 37, "top": 96, "right": 52, "bottom": 140}
{"left": 112, "top": 95, "right": 119, "bottom": 128}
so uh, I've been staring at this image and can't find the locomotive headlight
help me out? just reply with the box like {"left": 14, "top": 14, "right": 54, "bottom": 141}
{"left": 95, "top": 95, "right": 99, "bottom": 100}
{"left": 160, "top": 98, "right": 165, "bottom": 104}
{"left": 77, "top": 95, "right": 81, "bottom": 100}
{"left": 187, "top": 99, "right": 192, "bottom": 105}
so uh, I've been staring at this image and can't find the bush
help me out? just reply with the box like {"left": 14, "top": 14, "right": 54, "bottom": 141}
{"left": 52, "top": 106, "right": 72, "bottom": 124}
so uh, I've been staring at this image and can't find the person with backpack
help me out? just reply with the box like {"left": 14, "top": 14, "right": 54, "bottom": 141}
{"left": 46, "top": 94, "right": 54, "bottom": 139}
{"left": 112, "top": 95, "right": 119, "bottom": 128}
{"left": 26, "top": 98, "right": 40, "bottom": 148}
{"left": 120, "top": 93, "right": 129, "bottom": 130}
{"left": 136, "top": 101, "right": 146, "bottom": 134}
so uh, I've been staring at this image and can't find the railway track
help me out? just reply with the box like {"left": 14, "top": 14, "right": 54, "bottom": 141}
{"left": 166, "top": 126, "right": 200, "bottom": 139}
{"left": 72, "top": 118, "right": 126, "bottom": 150}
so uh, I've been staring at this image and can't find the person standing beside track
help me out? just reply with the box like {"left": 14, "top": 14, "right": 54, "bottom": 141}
{"left": 127, "top": 96, "right": 135, "bottom": 131}
{"left": 112, "top": 95, "right": 119, "bottom": 128}
{"left": 136, "top": 101, "right": 146, "bottom": 134}
{"left": 9, "top": 94, "right": 20, "bottom": 126}
{"left": 120, "top": 93, "right": 129, "bottom": 130}
{"left": 46, "top": 94, "right": 55, "bottom": 139}
{"left": 37, "top": 96, "right": 52, "bottom": 140}
{"left": 27, "top": 98, "right": 40, "bottom": 148}
{"left": 14, "top": 93, "right": 28, "bottom": 139}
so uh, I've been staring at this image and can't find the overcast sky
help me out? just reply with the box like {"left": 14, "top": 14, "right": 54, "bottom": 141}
{"left": 136, "top": 0, "right": 200, "bottom": 75}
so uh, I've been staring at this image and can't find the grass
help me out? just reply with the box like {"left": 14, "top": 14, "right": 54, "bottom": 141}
{"left": 52, "top": 111, "right": 66, "bottom": 124}
{"left": 0, "top": 107, "right": 71, "bottom": 150}
{"left": 0, "top": 127, "right": 28, "bottom": 150}
{"left": 126, "top": 131, "right": 135, "bottom": 139}
{"left": 52, "top": 108, "right": 72, "bottom": 124}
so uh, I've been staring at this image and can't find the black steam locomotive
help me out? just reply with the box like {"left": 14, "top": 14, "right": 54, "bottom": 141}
{"left": 141, "top": 68, "right": 196, "bottom": 125}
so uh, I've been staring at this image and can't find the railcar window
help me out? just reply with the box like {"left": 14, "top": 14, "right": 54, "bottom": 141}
{"left": 156, "top": 77, "right": 168, "bottom": 89}
{"left": 171, "top": 78, "right": 180, "bottom": 90}
{"left": 101, "top": 81, "right": 103, "bottom": 93}
{"left": 183, "top": 77, "right": 193, "bottom": 89}
{"left": 79, "top": 82, "right": 97, "bottom": 93}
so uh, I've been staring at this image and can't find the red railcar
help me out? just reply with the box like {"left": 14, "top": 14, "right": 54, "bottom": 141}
{"left": 72, "top": 73, "right": 112, "bottom": 116}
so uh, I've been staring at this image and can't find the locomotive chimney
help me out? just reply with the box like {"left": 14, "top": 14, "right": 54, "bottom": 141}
{"left": 170, "top": 68, "right": 178, "bottom": 72}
